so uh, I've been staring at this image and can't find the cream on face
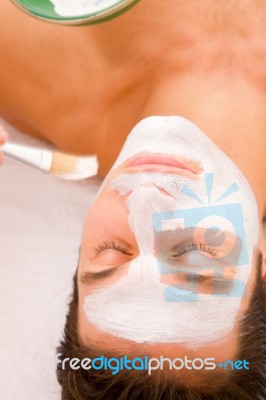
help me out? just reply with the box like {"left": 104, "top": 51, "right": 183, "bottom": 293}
{"left": 83, "top": 116, "right": 259, "bottom": 347}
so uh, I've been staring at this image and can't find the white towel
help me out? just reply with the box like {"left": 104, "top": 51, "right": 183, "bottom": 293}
{"left": 0, "top": 118, "right": 101, "bottom": 400}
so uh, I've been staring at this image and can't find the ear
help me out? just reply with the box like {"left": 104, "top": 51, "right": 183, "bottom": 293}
{"left": 261, "top": 238, "right": 266, "bottom": 282}
{"left": 263, "top": 260, "right": 266, "bottom": 283}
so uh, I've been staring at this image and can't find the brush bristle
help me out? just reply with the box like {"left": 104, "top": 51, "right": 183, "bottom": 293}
{"left": 50, "top": 151, "right": 98, "bottom": 180}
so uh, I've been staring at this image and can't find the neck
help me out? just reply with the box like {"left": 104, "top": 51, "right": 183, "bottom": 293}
{"left": 139, "top": 75, "right": 266, "bottom": 219}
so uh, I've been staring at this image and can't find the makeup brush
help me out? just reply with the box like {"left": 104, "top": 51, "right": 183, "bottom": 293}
{"left": 2, "top": 141, "right": 98, "bottom": 180}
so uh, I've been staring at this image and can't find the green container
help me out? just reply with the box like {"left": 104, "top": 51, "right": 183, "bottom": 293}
{"left": 10, "top": 0, "right": 140, "bottom": 25}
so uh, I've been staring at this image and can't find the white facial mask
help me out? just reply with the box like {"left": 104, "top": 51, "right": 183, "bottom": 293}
{"left": 83, "top": 116, "right": 259, "bottom": 347}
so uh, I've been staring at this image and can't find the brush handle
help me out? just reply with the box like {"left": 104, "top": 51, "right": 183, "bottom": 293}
{"left": 2, "top": 142, "right": 52, "bottom": 171}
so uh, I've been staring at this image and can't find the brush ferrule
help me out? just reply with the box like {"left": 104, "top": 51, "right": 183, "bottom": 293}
{"left": 40, "top": 149, "right": 53, "bottom": 171}
{"left": 2, "top": 142, "right": 52, "bottom": 171}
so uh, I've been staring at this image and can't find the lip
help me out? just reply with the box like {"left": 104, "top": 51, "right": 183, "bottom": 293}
{"left": 124, "top": 153, "right": 203, "bottom": 176}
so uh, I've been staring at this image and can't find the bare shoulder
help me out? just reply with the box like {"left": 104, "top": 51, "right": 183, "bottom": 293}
{"left": 0, "top": 2, "right": 100, "bottom": 139}
{"left": 0, "top": 3, "right": 59, "bottom": 122}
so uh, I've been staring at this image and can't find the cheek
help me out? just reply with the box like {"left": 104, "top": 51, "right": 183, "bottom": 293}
{"left": 81, "top": 194, "right": 137, "bottom": 250}
{"left": 86, "top": 192, "right": 129, "bottom": 232}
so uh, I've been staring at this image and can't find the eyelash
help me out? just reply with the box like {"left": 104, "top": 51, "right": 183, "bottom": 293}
{"left": 94, "top": 241, "right": 133, "bottom": 256}
{"left": 94, "top": 241, "right": 216, "bottom": 258}
{"left": 173, "top": 243, "right": 217, "bottom": 258}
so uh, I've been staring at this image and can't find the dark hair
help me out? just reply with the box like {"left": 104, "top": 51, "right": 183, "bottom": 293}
{"left": 56, "top": 252, "right": 266, "bottom": 400}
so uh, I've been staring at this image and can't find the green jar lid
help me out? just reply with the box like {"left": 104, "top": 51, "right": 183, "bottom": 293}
{"left": 10, "top": 0, "right": 140, "bottom": 25}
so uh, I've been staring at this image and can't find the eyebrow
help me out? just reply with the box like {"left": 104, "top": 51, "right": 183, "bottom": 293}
{"left": 80, "top": 268, "right": 232, "bottom": 292}
{"left": 185, "top": 272, "right": 234, "bottom": 290}
{"left": 80, "top": 266, "right": 120, "bottom": 284}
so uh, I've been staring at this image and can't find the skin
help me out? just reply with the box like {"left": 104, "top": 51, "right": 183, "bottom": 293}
{"left": 0, "top": 1, "right": 265, "bottom": 195}
{"left": 0, "top": 0, "right": 265, "bottom": 380}
{"left": 0, "top": 126, "right": 8, "bottom": 165}
{"left": 77, "top": 150, "right": 263, "bottom": 375}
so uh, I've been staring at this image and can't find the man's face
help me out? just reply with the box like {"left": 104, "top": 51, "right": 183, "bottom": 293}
{"left": 77, "top": 116, "right": 261, "bottom": 364}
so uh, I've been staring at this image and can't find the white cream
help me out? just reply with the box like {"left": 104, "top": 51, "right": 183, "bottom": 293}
{"left": 83, "top": 116, "right": 259, "bottom": 347}
{"left": 50, "top": 0, "right": 122, "bottom": 17}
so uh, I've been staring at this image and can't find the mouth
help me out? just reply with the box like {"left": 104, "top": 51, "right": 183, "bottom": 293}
{"left": 124, "top": 153, "right": 203, "bottom": 177}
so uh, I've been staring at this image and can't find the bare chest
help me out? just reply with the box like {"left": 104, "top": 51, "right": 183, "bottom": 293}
{"left": 1, "top": 0, "right": 266, "bottom": 176}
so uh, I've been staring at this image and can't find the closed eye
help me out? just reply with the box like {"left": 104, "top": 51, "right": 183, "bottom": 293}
{"left": 94, "top": 240, "right": 133, "bottom": 256}
{"left": 171, "top": 242, "right": 217, "bottom": 258}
